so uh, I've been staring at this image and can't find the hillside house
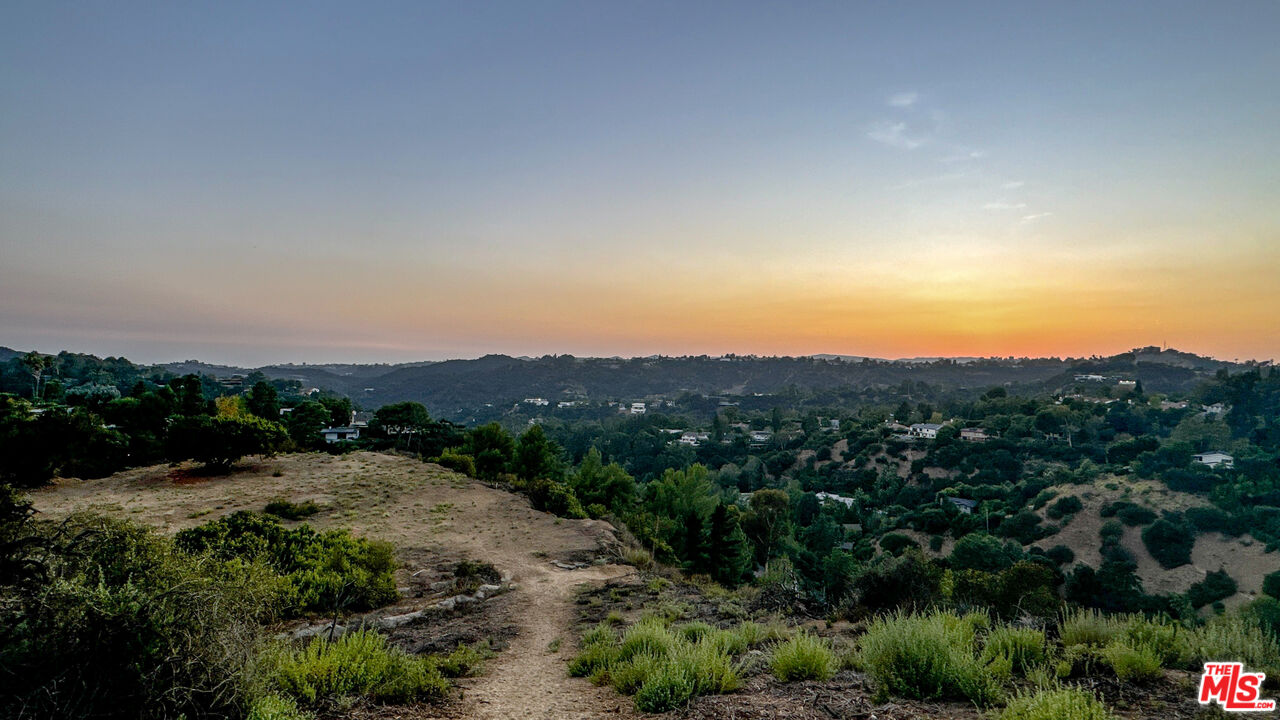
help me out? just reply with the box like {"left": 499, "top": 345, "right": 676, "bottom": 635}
{"left": 630, "top": 402, "right": 646, "bottom": 414}
{"left": 1193, "top": 450, "right": 1234, "bottom": 469}
{"left": 945, "top": 496, "right": 978, "bottom": 515}
{"left": 321, "top": 426, "right": 361, "bottom": 443}
{"left": 678, "top": 431, "right": 710, "bottom": 446}
{"left": 1202, "top": 403, "right": 1227, "bottom": 416}
{"left": 523, "top": 398, "right": 550, "bottom": 406}
{"left": 748, "top": 430, "right": 773, "bottom": 444}
{"left": 909, "top": 423, "right": 943, "bottom": 439}
{"left": 815, "top": 491, "right": 856, "bottom": 509}
{"left": 959, "top": 427, "right": 989, "bottom": 442}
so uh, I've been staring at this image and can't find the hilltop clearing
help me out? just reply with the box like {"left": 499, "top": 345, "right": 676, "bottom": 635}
{"left": 30, "top": 451, "right": 638, "bottom": 720}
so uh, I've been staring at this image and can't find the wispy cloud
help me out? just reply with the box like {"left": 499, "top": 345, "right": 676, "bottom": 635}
{"left": 983, "top": 201, "right": 1028, "bottom": 210}
{"left": 888, "top": 91, "right": 919, "bottom": 107}
{"left": 1002, "top": 181, "right": 1025, "bottom": 190}
{"left": 889, "top": 170, "right": 980, "bottom": 190}
{"left": 867, "top": 121, "right": 925, "bottom": 150}
{"left": 941, "top": 148, "right": 985, "bottom": 162}
{"left": 1021, "top": 212, "right": 1053, "bottom": 222}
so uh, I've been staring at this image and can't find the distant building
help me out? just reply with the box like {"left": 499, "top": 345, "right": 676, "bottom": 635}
{"left": 320, "top": 426, "right": 361, "bottom": 443}
{"left": 523, "top": 398, "right": 550, "bottom": 406}
{"left": 748, "top": 430, "right": 773, "bottom": 444}
{"left": 1160, "top": 400, "right": 1189, "bottom": 410}
{"left": 557, "top": 401, "right": 578, "bottom": 408}
{"left": 1202, "top": 403, "right": 1227, "bottom": 416}
{"left": 945, "top": 497, "right": 978, "bottom": 515}
{"left": 909, "top": 423, "right": 943, "bottom": 439}
{"left": 678, "top": 431, "right": 710, "bottom": 446}
{"left": 630, "top": 402, "right": 646, "bottom": 414}
{"left": 1193, "top": 451, "right": 1234, "bottom": 469}
{"left": 959, "top": 427, "right": 989, "bottom": 442}
{"left": 1074, "top": 374, "right": 1107, "bottom": 382}
{"left": 815, "top": 491, "right": 856, "bottom": 509}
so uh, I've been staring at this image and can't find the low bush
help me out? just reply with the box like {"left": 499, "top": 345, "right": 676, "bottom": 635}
{"left": 175, "top": 511, "right": 397, "bottom": 615}
{"left": 981, "top": 627, "right": 1046, "bottom": 675}
{"left": 569, "top": 616, "right": 743, "bottom": 712}
{"left": 771, "top": 632, "right": 837, "bottom": 682}
{"left": 998, "top": 687, "right": 1117, "bottom": 720}
{"left": 1101, "top": 642, "right": 1163, "bottom": 682}
{"left": 1141, "top": 518, "right": 1195, "bottom": 569}
{"left": 436, "top": 449, "right": 476, "bottom": 477}
{"left": 246, "top": 694, "right": 311, "bottom": 720}
{"left": 266, "top": 629, "right": 449, "bottom": 706}
{"left": 1060, "top": 608, "right": 1125, "bottom": 648}
{"left": 1047, "top": 496, "right": 1083, "bottom": 519}
{"left": 264, "top": 498, "right": 321, "bottom": 520}
{"left": 1190, "top": 614, "right": 1280, "bottom": 680}
{"left": 856, "top": 610, "right": 1002, "bottom": 706}
{"left": 1264, "top": 570, "right": 1280, "bottom": 600}
{"left": 1188, "top": 569, "right": 1238, "bottom": 609}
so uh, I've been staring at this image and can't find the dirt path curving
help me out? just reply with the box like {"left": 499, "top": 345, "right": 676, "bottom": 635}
{"left": 465, "top": 562, "right": 637, "bottom": 720}
{"left": 31, "top": 452, "right": 641, "bottom": 720}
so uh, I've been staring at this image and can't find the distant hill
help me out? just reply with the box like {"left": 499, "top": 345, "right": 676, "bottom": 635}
{"left": 3, "top": 344, "right": 1262, "bottom": 421}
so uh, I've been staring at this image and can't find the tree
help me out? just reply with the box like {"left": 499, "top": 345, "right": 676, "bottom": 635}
{"left": 167, "top": 415, "right": 288, "bottom": 470}
{"left": 20, "top": 352, "right": 53, "bottom": 400}
{"left": 463, "top": 423, "right": 515, "bottom": 479}
{"left": 569, "top": 448, "right": 635, "bottom": 513}
{"left": 742, "top": 489, "right": 792, "bottom": 564}
{"left": 1141, "top": 517, "right": 1195, "bottom": 569}
{"left": 513, "top": 424, "right": 563, "bottom": 482}
{"left": 706, "top": 503, "right": 752, "bottom": 586}
{"left": 285, "top": 401, "right": 331, "bottom": 447}
{"left": 318, "top": 396, "right": 353, "bottom": 428}
{"left": 949, "top": 533, "right": 1021, "bottom": 573}
{"left": 370, "top": 401, "right": 458, "bottom": 455}
{"left": 245, "top": 381, "right": 280, "bottom": 420}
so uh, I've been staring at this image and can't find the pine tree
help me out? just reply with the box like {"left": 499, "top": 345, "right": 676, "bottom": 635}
{"left": 707, "top": 503, "right": 751, "bottom": 586}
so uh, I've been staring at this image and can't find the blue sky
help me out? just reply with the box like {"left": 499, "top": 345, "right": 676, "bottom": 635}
{"left": 2, "top": 1, "right": 1277, "bottom": 364}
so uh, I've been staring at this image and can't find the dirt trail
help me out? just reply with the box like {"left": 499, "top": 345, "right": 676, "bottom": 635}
{"left": 466, "top": 562, "right": 636, "bottom": 720}
{"left": 31, "top": 452, "right": 640, "bottom": 720}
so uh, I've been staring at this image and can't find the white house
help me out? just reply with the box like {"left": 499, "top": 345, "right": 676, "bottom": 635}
{"left": 1202, "top": 403, "right": 1227, "bottom": 416}
{"left": 1193, "top": 450, "right": 1234, "bottom": 469}
{"left": 523, "top": 398, "right": 550, "bottom": 406}
{"left": 748, "top": 430, "right": 773, "bottom": 443}
{"left": 630, "top": 402, "right": 647, "bottom": 414}
{"left": 678, "top": 431, "right": 710, "bottom": 446}
{"left": 945, "top": 497, "right": 978, "bottom": 515}
{"left": 959, "top": 427, "right": 989, "bottom": 442}
{"left": 815, "top": 491, "right": 856, "bottom": 509}
{"left": 321, "top": 426, "right": 361, "bottom": 443}
{"left": 909, "top": 423, "right": 943, "bottom": 439}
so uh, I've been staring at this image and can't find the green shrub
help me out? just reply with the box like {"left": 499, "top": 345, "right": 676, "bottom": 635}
{"left": 264, "top": 498, "right": 321, "bottom": 520}
{"left": 1101, "top": 642, "right": 1163, "bottom": 681}
{"left": 267, "top": 629, "right": 448, "bottom": 705}
{"left": 618, "top": 618, "right": 680, "bottom": 662}
{"left": 437, "top": 642, "right": 491, "bottom": 678}
{"left": 1141, "top": 518, "right": 1195, "bottom": 569}
{"left": 857, "top": 610, "right": 1002, "bottom": 706}
{"left": 0, "top": 513, "right": 287, "bottom": 720}
{"left": 436, "top": 449, "right": 476, "bottom": 477}
{"left": 1046, "top": 545, "right": 1075, "bottom": 565}
{"left": 1122, "top": 616, "right": 1190, "bottom": 668}
{"left": 1116, "top": 504, "right": 1157, "bottom": 526}
{"left": 632, "top": 661, "right": 697, "bottom": 712}
{"left": 771, "top": 632, "right": 837, "bottom": 682}
{"left": 246, "top": 694, "right": 312, "bottom": 720}
{"left": 1047, "top": 496, "right": 1083, "bottom": 519}
{"left": 1059, "top": 608, "right": 1124, "bottom": 648}
{"left": 981, "top": 627, "right": 1046, "bottom": 675}
{"left": 175, "top": 511, "right": 397, "bottom": 615}
{"left": 1186, "top": 506, "right": 1238, "bottom": 535}
{"left": 1264, "top": 570, "right": 1280, "bottom": 600}
{"left": 1190, "top": 614, "right": 1280, "bottom": 679}
{"left": 1188, "top": 569, "right": 1238, "bottom": 608}
{"left": 999, "top": 687, "right": 1117, "bottom": 720}
{"left": 571, "top": 618, "right": 742, "bottom": 712}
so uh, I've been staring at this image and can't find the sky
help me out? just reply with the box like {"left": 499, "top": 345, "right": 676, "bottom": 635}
{"left": 2, "top": 1, "right": 1278, "bottom": 366}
